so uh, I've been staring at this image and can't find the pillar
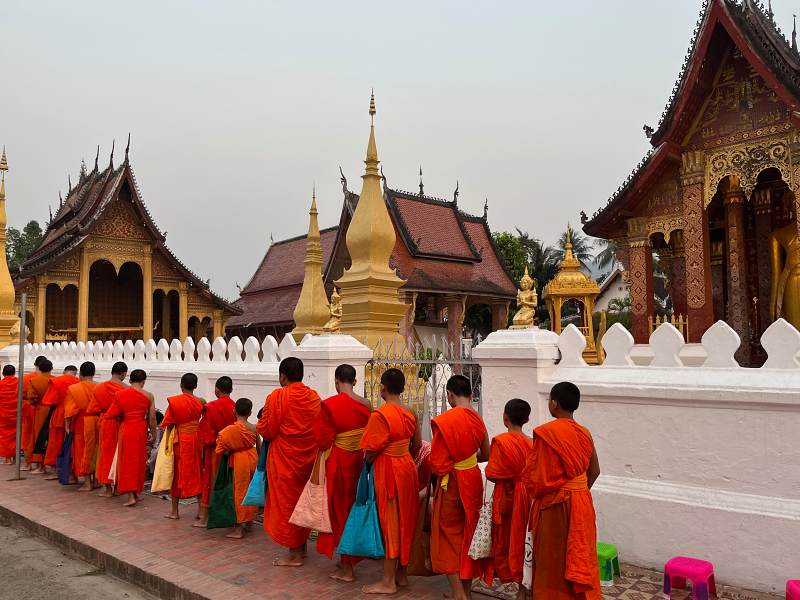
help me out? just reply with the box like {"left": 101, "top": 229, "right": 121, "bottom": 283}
{"left": 142, "top": 248, "right": 153, "bottom": 342}
{"left": 490, "top": 300, "right": 509, "bottom": 331}
{"left": 77, "top": 249, "right": 90, "bottom": 342}
{"left": 722, "top": 177, "right": 750, "bottom": 363}
{"left": 627, "top": 217, "right": 654, "bottom": 344}
{"left": 710, "top": 241, "right": 726, "bottom": 322}
{"left": 444, "top": 294, "right": 465, "bottom": 358}
{"left": 680, "top": 151, "right": 714, "bottom": 342}
{"left": 178, "top": 281, "right": 189, "bottom": 341}
{"left": 212, "top": 309, "right": 224, "bottom": 339}
{"left": 669, "top": 230, "right": 688, "bottom": 318}
{"left": 753, "top": 187, "right": 773, "bottom": 335}
{"left": 34, "top": 278, "right": 47, "bottom": 342}
{"left": 161, "top": 293, "right": 171, "bottom": 340}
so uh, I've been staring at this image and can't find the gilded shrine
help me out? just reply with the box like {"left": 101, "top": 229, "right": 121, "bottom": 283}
{"left": 583, "top": 0, "right": 800, "bottom": 364}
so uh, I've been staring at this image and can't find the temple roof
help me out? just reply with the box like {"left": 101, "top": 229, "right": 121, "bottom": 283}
{"left": 584, "top": 0, "right": 800, "bottom": 238}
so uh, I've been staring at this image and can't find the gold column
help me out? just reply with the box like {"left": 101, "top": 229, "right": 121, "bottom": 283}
{"left": 161, "top": 293, "right": 171, "bottom": 339}
{"left": 34, "top": 278, "right": 47, "bottom": 342}
{"left": 142, "top": 248, "right": 153, "bottom": 341}
{"left": 178, "top": 282, "right": 189, "bottom": 341}
{"left": 77, "top": 248, "right": 90, "bottom": 342}
{"left": 0, "top": 149, "right": 21, "bottom": 348}
{"left": 212, "top": 309, "right": 224, "bottom": 339}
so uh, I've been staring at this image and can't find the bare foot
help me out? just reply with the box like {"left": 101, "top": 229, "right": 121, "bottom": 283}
{"left": 330, "top": 571, "right": 356, "bottom": 583}
{"left": 20, "top": 465, "right": 32, "bottom": 472}
{"left": 395, "top": 572, "right": 409, "bottom": 587}
{"left": 123, "top": 498, "right": 138, "bottom": 507}
{"left": 30, "top": 468, "right": 45, "bottom": 475}
{"left": 272, "top": 557, "right": 304, "bottom": 567}
{"left": 362, "top": 582, "right": 397, "bottom": 595}
{"left": 97, "top": 491, "right": 111, "bottom": 498}
{"left": 225, "top": 530, "right": 244, "bottom": 539}
{"left": 164, "top": 514, "right": 179, "bottom": 520}
{"left": 44, "top": 475, "right": 59, "bottom": 481}
{"left": 78, "top": 483, "right": 93, "bottom": 492}
{"left": 191, "top": 521, "right": 208, "bottom": 528}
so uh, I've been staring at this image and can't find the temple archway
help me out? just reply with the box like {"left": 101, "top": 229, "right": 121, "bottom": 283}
{"left": 88, "top": 260, "right": 143, "bottom": 342}
{"left": 153, "top": 289, "right": 179, "bottom": 341}
{"left": 45, "top": 283, "right": 78, "bottom": 342}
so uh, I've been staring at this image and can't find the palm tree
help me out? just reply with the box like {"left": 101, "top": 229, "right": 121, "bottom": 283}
{"left": 556, "top": 226, "right": 594, "bottom": 269}
{"left": 593, "top": 238, "right": 617, "bottom": 272}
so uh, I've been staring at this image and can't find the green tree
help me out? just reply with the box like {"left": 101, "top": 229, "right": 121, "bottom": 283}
{"left": 492, "top": 232, "right": 527, "bottom": 284}
{"left": 593, "top": 238, "right": 617, "bottom": 272}
{"left": 556, "top": 225, "right": 594, "bottom": 269}
{"left": 6, "top": 220, "right": 43, "bottom": 267}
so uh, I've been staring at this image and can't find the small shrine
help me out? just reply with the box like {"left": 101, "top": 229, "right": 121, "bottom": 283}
{"left": 542, "top": 226, "right": 601, "bottom": 363}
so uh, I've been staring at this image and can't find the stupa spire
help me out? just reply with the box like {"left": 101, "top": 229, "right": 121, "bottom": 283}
{"left": 0, "top": 147, "right": 19, "bottom": 348}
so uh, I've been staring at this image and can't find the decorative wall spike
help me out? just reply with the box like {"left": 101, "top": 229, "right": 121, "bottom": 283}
{"left": 601, "top": 323, "right": 635, "bottom": 366}
{"left": 261, "top": 336, "right": 279, "bottom": 363}
{"left": 558, "top": 324, "right": 588, "bottom": 367}
{"left": 761, "top": 318, "right": 800, "bottom": 369}
{"left": 649, "top": 322, "right": 684, "bottom": 367}
{"left": 701, "top": 321, "right": 741, "bottom": 368}
{"left": 211, "top": 337, "right": 227, "bottom": 362}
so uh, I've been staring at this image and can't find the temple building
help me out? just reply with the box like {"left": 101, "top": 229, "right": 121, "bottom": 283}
{"left": 13, "top": 143, "right": 239, "bottom": 343}
{"left": 582, "top": 0, "right": 800, "bottom": 364}
{"left": 228, "top": 173, "right": 518, "bottom": 350}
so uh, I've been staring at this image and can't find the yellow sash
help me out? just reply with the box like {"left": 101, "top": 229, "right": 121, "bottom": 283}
{"left": 561, "top": 472, "right": 588, "bottom": 492}
{"left": 334, "top": 427, "right": 365, "bottom": 451}
{"left": 440, "top": 453, "right": 478, "bottom": 490}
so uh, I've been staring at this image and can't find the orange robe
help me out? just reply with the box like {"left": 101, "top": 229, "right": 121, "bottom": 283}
{"left": 522, "top": 419, "right": 600, "bottom": 600}
{"left": 0, "top": 376, "right": 19, "bottom": 458}
{"left": 20, "top": 373, "right": 36, "bottom": 461}
{"left": 313, "top": 392, "right": 370, "bottom": 561}
{"left": 105, "top": 388, "right": 151, "bottom": 494}
{"left": 42, "top": 374, "right": 80, "bottom": 467}
{"left": 256, "top": 382, "right": 320, "bottom": 549}
{"left": 64, "top": 380, "right": 98, "bottom": 477}
{"left": 429, "top": 406, "right": 487, "bottom": 580}
{"left": 359, "top": 403, "right": 419, "bottom": 565}
{"left": 26, "top": 373, "right": 54, "bottom": 463}
{"left": 197, "top": 395, "right": 235, "bottom": 508}
{"left": 89, "top": 380, "right": 125, "bottom": 485}
{"left": 485, "top": 431, "right": 533, "bottom": 584}
{"left": 216, "top": 422, "right": 258, "bottom": 524}
{"left": 161, "top": 393, "right": 204, "bottom": 499}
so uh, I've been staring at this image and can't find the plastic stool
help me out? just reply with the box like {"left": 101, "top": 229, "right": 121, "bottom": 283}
{"left": 787, "top": 580, "right": 800, "bottom": 600}
{"left": 596, "top": 542, "right": 620, "bottom": 587}
{"left": 663, "top": 556, "right": 716, "bottom": 600}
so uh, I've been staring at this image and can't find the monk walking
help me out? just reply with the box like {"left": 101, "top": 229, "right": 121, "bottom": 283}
{"left": 485, "top": 399, "right": 534, "bottom": 599}
{"left": 215, "top": 397, "right": 260, "bottom": 539}
{"left": 314, "top": 364, "right": 371, "bottom": 582}
{"left": 195, "top": 375, "right": 235, "bottom": 527}
{"left": 0, "top": 365, "right": 19, "bottom": 464}
{"left": 65, "top": 362, "right": 98, "bottom": 491}
{"left": 522, "top": 382, "right": 601, "bottom": 600}
{"left": 89, "top": 361, "right": 128, "bottom": 498}
{"left": 105, "top": 369, "right": 156, "bottom": 507}
{"left": 256, "top": 357, "right": 320, "bottom": 567}
{"left": 430, "top": 374, "right": 490, "bottom": 600}
{"left": 42, "top": 366, "right": 79, "bottom": 479}
{"left": 20, "top": 356, "right": 46, "bottom": 471}
{"left": 161, "top": 373, "right": 204, "bottom": 520}
{"left": 26, "top": 359, "right": 54, "bottom": 473}
{"left": 360, "top": 368, "right": 421, "bottom": 595}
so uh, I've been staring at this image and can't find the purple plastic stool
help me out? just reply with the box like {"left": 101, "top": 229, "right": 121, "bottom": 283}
{"left": 787, "top": 580, "right": 800, "bottom": 600}
{"left": 663, "top": 556, "right": 716, "bottom": 600}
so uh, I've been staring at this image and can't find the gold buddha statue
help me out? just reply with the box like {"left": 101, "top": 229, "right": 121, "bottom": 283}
{"left": 511, "top": 267, "right": 538, "bottom": 329}
{"left": 770, "top": 222, "right": 800, "bottom": 330}
{"left": 323, "top": 288, "right": 343, "bottom": 333}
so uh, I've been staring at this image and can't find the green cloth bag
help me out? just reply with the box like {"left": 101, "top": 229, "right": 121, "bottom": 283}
{"left": 207, "top": 453, "right": 237, "bottom": 530}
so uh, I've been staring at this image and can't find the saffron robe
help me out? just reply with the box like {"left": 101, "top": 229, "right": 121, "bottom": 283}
{"left": 429, "top": 406, "right": 488, "bottom": 580}
{"left": 21, "top": 373, "right": 36, "bottom": 462}
{"left": 26, "top": 373, "right": 53, "bottom": 463}
{"left": 215, "top": 422, "right": 258, "bottom": 524}
{"left": 43, "top": 374, "right": 80, "bottom": 467}
{"left": 0, "top": 376, "right": 19, "bottom": 458}
{"left": 256, "top": 382, "right": 321, "bottom": 549}
{"left": 522, "top": 419, "right": 601, "bottom": 600}
{"left": 87, "top": 380, "right": 125, "bottom": 485}
{"left": 105, "top": 388, "right": 151, "bottom": 495}
{"left": 197, "top": 395, "right": 235, "bottom": 508}
{"left": 64, "top": 380, "right": 98, "bottom": 477}
{"left": 161, "top": 393, "right": 204, "bottom": 499}
{"left": 485, "top": 432, "right": 533, "bottom": 584}
{"left": 313, "top": 392, "right": 370, "bottom": 561}
{"left": 359, "top": 403, "right": 419, "bottom": 565}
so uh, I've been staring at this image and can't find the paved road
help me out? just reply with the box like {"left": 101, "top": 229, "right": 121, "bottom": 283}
{"left": 0, "top": 523, "right": 155, "bottom": 600}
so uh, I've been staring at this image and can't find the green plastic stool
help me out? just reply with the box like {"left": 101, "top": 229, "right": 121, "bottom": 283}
{"left": 597, "top": 542, "right": 620, "bottom": 587}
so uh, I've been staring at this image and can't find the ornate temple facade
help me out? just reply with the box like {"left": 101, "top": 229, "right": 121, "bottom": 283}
{"left": 13, "top": 146, "right": 239, "bottom": 343}
{"left": 229, "top": 175, "right": 517, "bottom": 351}
{"left": 583, "top": 0, "right": 800, "bottom": 363}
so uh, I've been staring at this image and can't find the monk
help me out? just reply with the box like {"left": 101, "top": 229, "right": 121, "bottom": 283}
{"left": 65, "top": 362, "right": 98, "bottom": 490}
{"left": 256, "top": 357, "right": 320, "bottom": 567}
{"left": 360, "top": 368, "right": 421, "bottom": 595}
{"left": 522, "top": 381, "right": 601, "bottom": 600}
{"left": 485, "top": 399, "right": 534, "bottom": 599}
{"left": 89, "top": 361, "right": 128, "bottom": 498}
{"left": 314, "top": 364, "right": 371, "bottom": 582}
{"left": 0, "top": 365, "right": 19, "bottom": 464}
{"left": 430, "top": 374, "right": 490, "bottom": 600}
{"left": 20, "top": 356, "right": 46, "bottom": 471}
{"left": 26, "top": 359, "right": 54, "bottom": 473}
{"left": 161, "top": 372, "right": 204, "bottom": 519}
{"left": 215, "top": 397, "right": 260, "bottom": 539}
{"left": 42, "top": 365, "right": 79, "bottom": 479}
{"left": 195, "top": 375, "right": 236, "bottom": 527}
{"left": 104, "top": 369, "right": 156, "bottom": 507}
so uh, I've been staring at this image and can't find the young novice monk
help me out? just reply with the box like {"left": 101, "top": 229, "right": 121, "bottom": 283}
{"left": 522, "top": 382, "right": 601, "bottom": 600}
{"left": 41, "top": 365, "right": 79, "bottom": 479}
{"left": 90, "top": 361, "right": 128, "bottom": 498}
{"left": 485, "top": 399, "right": 534, "bottom": 599}
{"left": 215, "top": 397, "right": 260, "bottom": 539}
{"left": 65, "top": 362, "right": 98, "bottom": 491}
{"left": 359, "top": 368, "right": 421, "bottom": 595}
{"left": 20, "top": 356, "right": 46, "bottom": 471}
{"left": 26, "top": 359, "right": 54, "bottom": 473}
{"left": 430, "top": 374, "right": 490, "bottom": 600}
{"left": 0, "top": 365, "right": 19, "bottom": 464}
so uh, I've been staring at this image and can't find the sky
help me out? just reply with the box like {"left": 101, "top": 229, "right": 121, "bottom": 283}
{"left": 4, "top": 1, "right": 796, "bottom": 299}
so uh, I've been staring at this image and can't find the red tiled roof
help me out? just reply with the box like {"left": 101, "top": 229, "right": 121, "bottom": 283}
{"left": 227, "top": 286, "right": 302, "bottom": 327}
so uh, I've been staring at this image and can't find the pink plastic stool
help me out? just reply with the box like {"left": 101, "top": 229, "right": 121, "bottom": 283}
{"left": 663, "top": 556, "right": 716, "bottom": 600}
{"left": 787, "top": 580, "right": 800, "bottom": 600}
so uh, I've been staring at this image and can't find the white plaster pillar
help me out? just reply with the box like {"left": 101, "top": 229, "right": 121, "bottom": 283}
{"left": 472, "top": 326, "right": 560, "bottom": 440}
{"left": 291, "top": 334, "right": 373, "bottom": 400}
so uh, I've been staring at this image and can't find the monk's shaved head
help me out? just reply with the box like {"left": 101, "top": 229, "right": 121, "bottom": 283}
{"left": 38, "top": 359, "right": 53, "bottom": 374}
{"left": 380, "top": 368, "right": 405, "bottom": 396}
{"left": 64, "top": 365, "right": 78, "bottom": 375}
{"left": 504, "top": 398, "right": 531, "bottom": 426}
{"left": 33, "top": 355, "right": 46, "bottom": 368}
{"left": 550, "top": 381, "right": 580, "bottom": 412}
{"left": 180, "top": 372, "right": 198, "bottom": 392}
{"left": 446, "top": 375, "right": 472, "bottom": 398}
{"left": 2, "top": 365, "right": 15, "bottom": 377}
{"left": 334, "top": 364, "right": 356, "bottom": 385}
{"left": 235, "top": 397, "right": 252, "bottom": 417}
{"left": 279, "top": 357, "right": 303, "bottom": 383}
{"left": 111, "top": 361, "right": 128, "bottom": 376}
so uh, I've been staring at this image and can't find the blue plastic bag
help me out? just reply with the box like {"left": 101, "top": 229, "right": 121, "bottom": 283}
{"left": 241, "top": 441, "right": 268, "bottom": 507}
{"left": 337, "top": 463, "right": 385, "bottom": 559}
{"left": 57, "top": 432, "right": 74, "bottom": 486}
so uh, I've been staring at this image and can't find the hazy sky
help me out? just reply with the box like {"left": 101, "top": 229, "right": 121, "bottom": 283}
{"left": 4, "top": 1, "right": 794, "bottom": 299}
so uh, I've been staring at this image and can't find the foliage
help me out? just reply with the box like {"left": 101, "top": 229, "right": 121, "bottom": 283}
{"left": 593, "top": 238, "right": 617, "bottom": 272}
{"left": 6, "top": 221, "right": 43, "bottom": 267}
{"left": 463, "top": 303, "right": 492, "bottom": 339}
{"left": 555, "top": 226, "right": 594, "bottom": 269}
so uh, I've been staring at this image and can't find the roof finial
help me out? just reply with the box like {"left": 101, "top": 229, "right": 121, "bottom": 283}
{"left": 68, "top": 173, "right": 72, "bottom": 194}
{"left": 0, "top": 146, "right": 7, "bottom": 178}
{"left": 270, "top": 232, "right": 274, "bottom": 245}
{"left": 419, "top": 166, "right": 424, "bottom": 196}
{"left": 125, "top": 132, "right": 130, "bottom": 163}
{"left": 59, "top": 191, "right": 63, "bottom": 208}
{"left": 453, "top": 180, "right": 459, "bottom": 203}
{"left": 380, "top": 165, "right": 387, "bottom": 186}
{"left": 49, "top": 205, "right": 53, "bottom": 223}
{"left": 365, "top": 91, "right": 379, "bottom": 170}
{"left": 768, "top": 0, "right": 774, "bottom": 21}
{"left": 793, "top": 14, "right": 798, "bottom": 52}
{"left": 109, "top": 139, "right": 115, "bottom": 168}
{"left": 94, "top": 145, "right": 100, "bottom": 171}
{"left": 483, "top": 198, "right": 488, "bottom": 219}
{"left": 369, "top": 88, "right": 376, "bottom": 125}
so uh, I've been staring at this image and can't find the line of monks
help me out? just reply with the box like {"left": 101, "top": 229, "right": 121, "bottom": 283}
{"left": 0, "top": 354, "right": 602, "bottom": 600}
